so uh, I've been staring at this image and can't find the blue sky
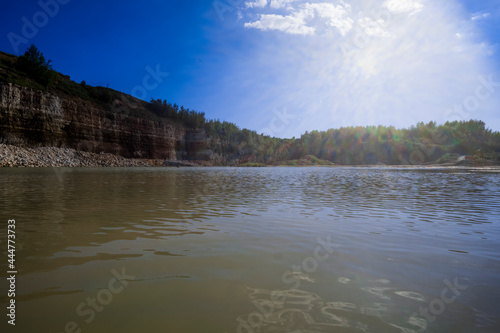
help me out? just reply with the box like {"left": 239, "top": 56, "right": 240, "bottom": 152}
{"left": 1, "top": 0, "right": 499, "bottom": 138}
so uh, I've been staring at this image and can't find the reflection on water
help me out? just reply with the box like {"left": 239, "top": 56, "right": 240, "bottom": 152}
{"left": 0, "top": 167, "right": 499, "bottom": 332}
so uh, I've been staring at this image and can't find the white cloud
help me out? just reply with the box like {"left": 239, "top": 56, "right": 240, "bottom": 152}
{"left": 244, "top": 13, "right": 315, "bottom": 35}
{"left": 357, "top": 17, "right": 390, "bottom": 38}
{"left": 244, "top": 1, "right": 353, "bottom": 36}
{"left": 471, "top": 12, "right": 491, "bottom": 21}
{"left": 245, "top": 0, "right": 268, "bottom": 8}
{"left": 304, "top": 3, "right": 353, "bottom": 36}
{"left": 382, "top": 0, "right": 423, "bottom": 14}
{"left": 270, "top": 0, "right": 296, "bottom": 9}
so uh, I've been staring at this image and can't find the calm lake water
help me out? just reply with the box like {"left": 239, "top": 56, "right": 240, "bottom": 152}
{"left": 1, "top": 167, "right": 499, "bottom": 332}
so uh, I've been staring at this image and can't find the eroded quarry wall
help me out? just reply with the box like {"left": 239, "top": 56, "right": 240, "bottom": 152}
{"left": 0, "top": 83, "right": 211, "bottom": 160}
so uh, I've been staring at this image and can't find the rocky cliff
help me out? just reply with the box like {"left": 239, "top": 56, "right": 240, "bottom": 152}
{"left": 0, "top": 82, "right": 210, "bottom": 161}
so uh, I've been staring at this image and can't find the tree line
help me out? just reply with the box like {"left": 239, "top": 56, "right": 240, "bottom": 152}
{"left": 197, "top": 119, "right": 500, "bottom": 165}
{"left": 286, "top": 120, "right": 500, "bottom": 165}
{"left": 148, "top": 99, "right": 206, "bottom": 129}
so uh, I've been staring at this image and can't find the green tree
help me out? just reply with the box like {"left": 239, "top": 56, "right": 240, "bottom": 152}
{"left": 16, "top": 44, "right": 54, "bottom": 85}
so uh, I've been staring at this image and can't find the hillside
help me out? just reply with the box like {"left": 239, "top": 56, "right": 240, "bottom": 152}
{"left": 1, "top": 47, "right": 499, "bottom": 167}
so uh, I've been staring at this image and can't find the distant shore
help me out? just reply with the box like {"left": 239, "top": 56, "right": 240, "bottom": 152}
{"left": 2, "top": 144, "right": 499, "bottom": 170}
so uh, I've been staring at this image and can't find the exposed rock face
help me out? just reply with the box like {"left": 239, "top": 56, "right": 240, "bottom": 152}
{"left": 0, "top": 83, "right": 209, "bottom": 161}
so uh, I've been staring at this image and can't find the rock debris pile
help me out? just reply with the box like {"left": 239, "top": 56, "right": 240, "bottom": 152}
{"left": 0, "top": 144, "right": 164, "bottom": 167}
